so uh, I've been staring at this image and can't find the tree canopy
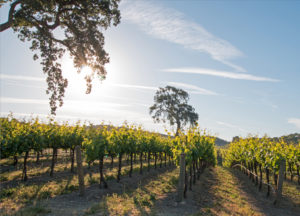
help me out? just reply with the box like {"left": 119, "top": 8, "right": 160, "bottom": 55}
{"left": 0, "top": 0, "right": 121, "bottom": 114}
{"left": 149, "top": 86, "right": 199, "bottom": 136}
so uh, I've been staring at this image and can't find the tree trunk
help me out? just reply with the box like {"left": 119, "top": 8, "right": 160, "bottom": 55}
{"left": 36, "top": 151, "right": 40, "bottom": 164}
{"left": 99, "top": 156, "right": 108, "bottom": 189}
{"left": 199, "top": 159, "right": 202, "bottom": 174}
{"left": 129, "top": 152, "right": 133, "bottom": 177}
{"left": 254, "top": 162, "right": 258, "bottom": 186}
{"left": 117, "top": 153, "right": 122, "bottom": 182}
{"left": 193, "top": 160, "right": 196, "bottom": 184}
{"left": 134, "top": 153, "right": 137, "bottom": 164}
{"left": 297, "top": 165, "right": 300, "bottom": 185}
{"left": 88, "top": 161, "right": 92, "bottom": 179}
{"left": 259, "top": 164, "right": 263, "bottom": 191}
{"left": 70, "top": 148, "right": 75, "bottom": 173}
{"left": 200, "top": 160, "right": 205, "bottom": 174}
{"left": 164, "top": 152, "right": 167, "bottom": 167}
{"left": 50, "top": 148, "right": 57, "bottom": 177}
{"left": 289, "top": 162, "right": 294, "bottom": 181}
{"left": 111, "top": 155, "right": 114, "bottom": 168}
{"left": 148, "top": 152, "right": 151, "bottom": 171}
{"left": 242, "top": 161, "right": 245, "bottom": 174}
{"left": 274, "top": 160, "right": 285, "bottom": 205}
{"left": 284, "top": 171, "right": 287, "bottom": 180}
{"left": 175, "top": 121, "right": 181, "bottom": 137}
{"left": 196, "top": 159, "right": 200, "bottom": 180}
{"left": 176, "top": 153, "right": 185, "bottom": 202}
{"left": 274, "top": 173, "right": 278, "bottom": 190}
{"left": 184, "top": 165, "right": 188, "bottom": 198}
{"left": 154, "top": 152, "right": 157, "bottom": 169}
{"left": 75, "top": 146, "right": 85, "bottom": 196}
{"left": 140, "top": 152, "right": 143, "bottom": 175}
{"left": 126, "top": 154, "right": 130, "bottom": 165}
{"left": 22, "top": 151, "right": 29, "bottom": 181}
{"left": 251, "top": 163, "right": 255, "bottom": 183}
{"left": 248, "top": 164, "right": 251, "bottom": 179}
{"left": 189, "top": 165, "right": 192, "bottom": 191}
{"left": 13, "top": 155, "right": 18, "bottom": 168}
{"left": 266, "top": 168, "right": 270, "bottom": 197}
{"left": 159, "top": 152, "right": 162, "bottom": 168}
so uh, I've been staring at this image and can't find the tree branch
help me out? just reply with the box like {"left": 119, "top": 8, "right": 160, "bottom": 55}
{"left": 0, "top": 0, "right": 21, "bottom": 32}
{"left": 44, "top": 7, "right": 73, "bottom": 30}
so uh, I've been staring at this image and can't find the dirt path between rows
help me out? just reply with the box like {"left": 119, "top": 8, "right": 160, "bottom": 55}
{"left": 14, "top": 165, "right": 299, "bottom": 216}
{"left": 41, "top": 166, "right": 176, "bottom": 216}
{"left": 152, "top": 166, "right": 299, "bottom": 216}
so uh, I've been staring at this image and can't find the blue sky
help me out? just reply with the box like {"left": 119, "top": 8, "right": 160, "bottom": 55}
{"left": 0, "top": 0, "right": 299, "bottom": 141}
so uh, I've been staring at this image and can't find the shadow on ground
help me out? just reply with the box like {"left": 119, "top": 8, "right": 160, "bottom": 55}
{"left": 229, "top": 168, "right": 300, "bottom": 216}
{"left": 15, "top": 165, "right": 177, "bottom": 216}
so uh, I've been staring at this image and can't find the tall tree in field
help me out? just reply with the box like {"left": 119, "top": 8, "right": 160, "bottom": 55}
{"left": 0, "top": 0, "right": 121, "bottom": 114}
{"left": 149, "top": 86, "right": 199, "bottom": 136}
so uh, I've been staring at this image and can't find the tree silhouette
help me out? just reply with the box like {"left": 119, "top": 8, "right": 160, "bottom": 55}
{"left": 0, "top": 0, "right": 121, "bottom": 114}
{"left": 149, "top": 86, "right": 198, "bottom": 136}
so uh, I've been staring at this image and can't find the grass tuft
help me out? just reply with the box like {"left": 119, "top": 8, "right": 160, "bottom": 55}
{"left": 14, "top": 205, "right": 51, "bottom": 216}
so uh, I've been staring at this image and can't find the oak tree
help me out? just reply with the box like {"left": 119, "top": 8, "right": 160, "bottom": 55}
{"left": 0, "top": 0, "right": 121, "bottom": 114}
{"left": 149, "top": 86, "right": 199, "bottom": 136}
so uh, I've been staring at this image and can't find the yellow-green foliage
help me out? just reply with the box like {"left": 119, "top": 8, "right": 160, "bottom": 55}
{"left": 224, "top": 136, "right": 300, "bottom": 174}
{"left": 172, "top": 126, "right": 217, "bottom": 167}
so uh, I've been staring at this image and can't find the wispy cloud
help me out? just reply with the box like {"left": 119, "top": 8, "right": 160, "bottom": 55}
{"left": 0, "top": 111, "right": 99, "bottom": 123}
{"left": 164, "top": 68, "right": 279, "bottom": 82}
{"left": 3, "top": 81, "right": 45, "bottom": 89}
{"left": 288, "top": 118, "right": 300, "bottom": 129}
{"left": 0, "top": 74, "right": 44, "bottom": 82}
{"left": 167, "top": 81, "right": 218, "bottom": 95}
{"left": 111, "top": 83, "right": 157, "bottom": 91}
{"left": 0, "top": 97, "right": 130, "bottom": 108}
{"left": 216, "top": 121, "right": 247, "bottom": 133}
{"left": 0, "top": 74, "right": 157, "bottom": 91}
{"left": 121, "top": 0, "right": 245, "bottom": 72}
{"left": 1, "top": 97, "right": 48, "bottom": 105}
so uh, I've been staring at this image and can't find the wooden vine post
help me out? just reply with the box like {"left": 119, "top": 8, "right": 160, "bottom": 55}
{"left": 274, "top": 159, "right": 285, "bottom": 205}
{"left": 176, "top": 153, "right": 186, "bottom": 202}
{"left": 75, "top": 145, "right": 85, "bottom": 197}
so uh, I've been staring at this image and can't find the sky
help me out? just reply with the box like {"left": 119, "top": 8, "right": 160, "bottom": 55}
{"left": 0, "top": 0, "right": 299, "bottom": 141}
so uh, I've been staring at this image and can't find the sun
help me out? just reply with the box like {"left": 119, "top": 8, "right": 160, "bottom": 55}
{"left": 61, "top": 56, "right": 118, "bottom": 97}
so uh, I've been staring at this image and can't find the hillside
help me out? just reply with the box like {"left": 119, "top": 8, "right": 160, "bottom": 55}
{"left": 215, "top": 137, "right": 230, "bottom": 146}
{"left": 273, "top": 133, "right": 300, "bottom": 145}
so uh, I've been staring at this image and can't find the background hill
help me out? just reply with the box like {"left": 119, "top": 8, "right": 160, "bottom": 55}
{"left": 215, "top": 137, "right": 230, "bottom": 146}
{"left": 272, "top": 133, "right": 300, "bottom": 145}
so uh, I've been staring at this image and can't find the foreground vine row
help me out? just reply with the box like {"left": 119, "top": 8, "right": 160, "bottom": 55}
{"left": 224, "top": 136, "right": 300, "bottom": 196}
{"left": 0, "top": 115, "right": 216, "bottom": 188}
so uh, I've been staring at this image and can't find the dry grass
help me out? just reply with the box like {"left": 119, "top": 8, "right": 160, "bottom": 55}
{"left": 237, "top": 168, "right": 300, "bottom": 207}
{"left": 0, "top": 155, "right": 166, "bottom": 215}
{"left": 13, "top": 205, "right": 51, "bottom": 216}
{"left": 281, "top": 179, "right": 300, "bottom": 207}
{"left": 1, "top": 154, "right": 299, "bottom": 216}
{"left": 193, "top": 166, "right": 262, "bottom": 216}
{"left": 84, "top": 168, "right": 178, "bottom": 215}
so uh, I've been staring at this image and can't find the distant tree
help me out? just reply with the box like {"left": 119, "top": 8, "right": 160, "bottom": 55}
{"left": 0, "top": 0, "right": 121, "bottom": 114}
{"left": 232, "top": 136, "right": 240, "bottom": 142}
{"left": 149, "top": 86, "right": 198, "bottom": 136}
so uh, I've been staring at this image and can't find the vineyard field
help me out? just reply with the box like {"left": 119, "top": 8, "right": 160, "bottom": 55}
{"left": 0, "top": 116, "right": 300, "bottom": 215}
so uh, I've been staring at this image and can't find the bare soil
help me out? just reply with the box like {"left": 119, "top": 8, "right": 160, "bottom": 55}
{"left": 153, "top": 166, "right": 300, "bottom": 216}
{"left": 7, "top": 165, "right": 300, "bottom": 216}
